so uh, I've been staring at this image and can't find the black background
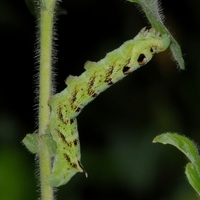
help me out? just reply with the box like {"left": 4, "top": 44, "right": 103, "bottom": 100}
{"left": 1, "top": 0, "right": 200, "bottom": 199}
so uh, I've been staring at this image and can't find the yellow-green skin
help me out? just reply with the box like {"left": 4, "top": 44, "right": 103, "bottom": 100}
{"left": 47, "top": 27, "right": 170, "bottom": 187}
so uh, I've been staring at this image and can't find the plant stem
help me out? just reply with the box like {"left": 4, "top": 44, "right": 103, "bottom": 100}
{"left": 38, "top": 0, "right": 57, "bottom": 199}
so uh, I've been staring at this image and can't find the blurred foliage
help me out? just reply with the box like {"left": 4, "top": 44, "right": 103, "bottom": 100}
{"left": 1, "top": 0, "right": 200, "bottom": 199}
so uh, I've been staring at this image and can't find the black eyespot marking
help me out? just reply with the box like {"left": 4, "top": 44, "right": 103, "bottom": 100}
{"left": 70, "top": 118, "right": 75, "bottom": 124}
{"left": 74, "top": 139, "right": 78, "bottom": 146}
{"left": 123, "top": 66, "right": 131, "bottom": 75}
{"left": 137, "top": 54, "right": 147, "bottom": 66}
{"left": 92, "top": 93, "right": 98, "bottom": 98}
{"left": 76, "top": 107, "right": 81, "bottom": 113}
{"left": 150, "top": 47, "right": 156, "bottom": 55}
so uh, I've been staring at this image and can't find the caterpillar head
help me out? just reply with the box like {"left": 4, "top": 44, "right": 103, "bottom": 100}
{"left": 122, "top": 27, "right": 170, "bottom": 75}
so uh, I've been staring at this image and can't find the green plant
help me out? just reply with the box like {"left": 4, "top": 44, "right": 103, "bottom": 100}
{"left": 153, "top": 133, "right": 200, "bottom": 195}
{"left": 22, "top": 0, "right": 200, "bottom": 199}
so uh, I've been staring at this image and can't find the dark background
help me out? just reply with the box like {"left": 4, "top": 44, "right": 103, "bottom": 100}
{"left": 1, "top": 0, "right": 200, "bottom": 199}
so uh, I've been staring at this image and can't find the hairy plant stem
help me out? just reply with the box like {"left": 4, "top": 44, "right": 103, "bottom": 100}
{"left": 38, "top": 0, "right": 57, "bottom": 199}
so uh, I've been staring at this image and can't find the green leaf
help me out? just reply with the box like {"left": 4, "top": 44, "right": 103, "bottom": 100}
{"left": 127, "top": 0, "right": 185, "bottom": 69}
{"left": 169, "top": 41, "right": 185, "bottom": 70}
{"left": 153, "top": 132, "right": 200, "bottom": 194}
{"left": 127, "top": 0, "right": 165, "bottom": 32}
{"left": 153, "top": 133, "right": 200, "bottom": 170}
{"left": 22, "top": 133, "right": 39, "bottom": 154}
{"left": 185, "top": 163, "right": 200, "bottom": 195}
{"left": 22, "top": 133, "right": 57, "bottom": 155}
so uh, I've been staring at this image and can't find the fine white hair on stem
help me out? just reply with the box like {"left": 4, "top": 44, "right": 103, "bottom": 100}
{"left": 133, "top": 0, "right": 165, "bottom": 26}
{"left": 33, "top": 0, "right": 60, "bottom": 131}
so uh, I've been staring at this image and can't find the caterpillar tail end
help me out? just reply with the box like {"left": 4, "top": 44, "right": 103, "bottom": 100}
{"left": 46, "top": 161, "right": 88, "bottom": 187}
{"left": 78, "top": 161, "right": 88, "bottom": 178}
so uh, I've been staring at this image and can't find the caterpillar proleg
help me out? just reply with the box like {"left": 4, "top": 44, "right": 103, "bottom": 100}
{"left": 46, "top": 27, "right": 170, "bottom": 187}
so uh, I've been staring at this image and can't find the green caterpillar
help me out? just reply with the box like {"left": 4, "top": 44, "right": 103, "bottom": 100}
{"left": 46, "top": 27, "right": 170, "bottom": 187}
